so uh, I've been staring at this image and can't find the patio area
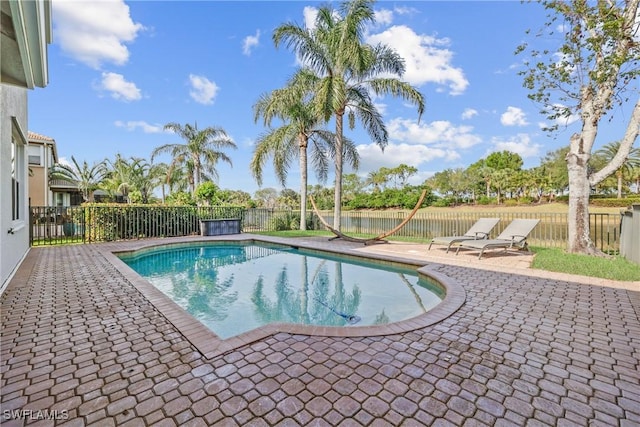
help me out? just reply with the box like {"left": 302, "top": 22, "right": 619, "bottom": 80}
{"left": 1, "top": 234, "right": 639, "bottom": 426}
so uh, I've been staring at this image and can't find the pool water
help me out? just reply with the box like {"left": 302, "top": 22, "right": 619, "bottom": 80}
{"left": 119, "top": 242, "right": 444, "bottom": 339}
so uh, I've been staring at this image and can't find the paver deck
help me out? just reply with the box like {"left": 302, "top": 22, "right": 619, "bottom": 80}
{"left": 1, "top": 234, "right": 639, "bottom": 426}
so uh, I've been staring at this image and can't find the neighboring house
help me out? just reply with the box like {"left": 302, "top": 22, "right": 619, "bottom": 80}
{"left": 1, "top": 1, "right": 52, "bottom": 289}
{"left": 27, "top": 131, "right": 83, "bottom": 206}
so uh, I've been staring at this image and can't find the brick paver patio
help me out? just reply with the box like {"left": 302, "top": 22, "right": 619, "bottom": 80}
{"left": 1, "top": 235, "right": 639, "bottom": 426}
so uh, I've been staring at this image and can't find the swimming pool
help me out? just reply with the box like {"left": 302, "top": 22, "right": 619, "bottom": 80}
{"left": 119, "top": 242, "right": 445, "bottom": 339}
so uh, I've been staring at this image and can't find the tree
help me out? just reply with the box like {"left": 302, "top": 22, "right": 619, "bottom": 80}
{"left": 49, "top": 156, "right": 106, "bottom": 202}
{"left": 194, "top": 181, "right": 220, "bottom": 206}
{"left": 539, "top": 146, "right": 571, "bottom": 195}
{"left": 518, "top": 0, "right": 640, "bottom": 254}
{"left": 102, "top": 155, "right": 165, "bottom": 204}
{"left": 151, "top": 122, "right": 237, "bottom": 194}
{"left": 273, "top": 0, "right": 425, "bottom": 230}
{"left": 254, "top": 188, "right": 279, "bottom": 208}
{"left": 594, "top": 141, "right": 640, "bottom": 198}
{"left": 251, "top": 75, "right": 358, "bottom": 230}
{"left": 485, "top": 151, "right": 523, "bottom": 171}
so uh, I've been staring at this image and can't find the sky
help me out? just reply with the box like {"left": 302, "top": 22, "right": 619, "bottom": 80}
{"left": 27, "top": 0, "right": 635, "bottom": 195}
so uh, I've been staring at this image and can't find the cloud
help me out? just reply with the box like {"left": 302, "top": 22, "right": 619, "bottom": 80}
{"left": 355, "top": 143, "right": 459, "bottom": 173}
{"left": 539, "top": 103, "right": 581, "bottom": 128}
{"left": 366, "top": 25, "right": 468, "bottom": 95}
{"left": 52, "top": 0, "right": 144, "bottom": 69}
{"left": 188, "top": 74, "right": 219, "bottom": 105}
{"left": 461, "top": 108, "right": 478, "bottom": 120}
{"left": 303, "top": 6, "right": 319, "bottom": 30}
{"left": 387, "top": 118, "right": 482, "bottom": 149}
{"left": 57, "top": 156, "right": 73, "bottom": 168}
{"left": 99, "top": 72, "right": 141, "bottom": 101}
{"left": 374, "top": 9, "right": 394, "bottom": 26}
{"left": 489, "top": 134, "right": 542, "bottom": 158}
{"left": 501, "top": 106, "right": 529, "bottom": 126}
{"left": 243, "top": 30, "right": 261, "bottom": 56}
{"left": 114, "top": 120, "right": 163, "bottom": 133}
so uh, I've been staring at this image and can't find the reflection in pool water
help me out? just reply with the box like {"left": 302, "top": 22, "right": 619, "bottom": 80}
{"left": 120, "top": 243, "right": 444, "bottom": 339}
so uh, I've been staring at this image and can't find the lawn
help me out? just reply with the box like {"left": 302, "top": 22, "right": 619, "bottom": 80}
{"left": 531, "top": 247, "right": 640, "bottom": 281}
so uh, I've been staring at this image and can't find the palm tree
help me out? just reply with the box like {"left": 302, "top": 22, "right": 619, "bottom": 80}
{"left": 251, "top": 76, "right": 359, "bottom": 230}
{"left": 102, "top": 154, "right": 134, "bottom": 202}
{"left": 273, "top": 0, "right": 425, "bottom": 230}
{"left": 594, "top": 141, "right": 640, "bottom": 198}
{"left": 49, "top": 156, "right": 107, "bottom": 202}
{"left": 151, "top": 122, "right": 237, "bottom": 194}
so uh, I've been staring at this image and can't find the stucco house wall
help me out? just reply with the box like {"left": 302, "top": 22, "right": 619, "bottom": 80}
{"left": 0, "top": 85, "right": 30, "bottom": 288}
{"left": 1, "top": 0, "right": 52, "bottom": 290}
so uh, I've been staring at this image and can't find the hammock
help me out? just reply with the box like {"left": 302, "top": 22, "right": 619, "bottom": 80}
{"left": 308, "top": 189, "right": 427, "bottom": 245}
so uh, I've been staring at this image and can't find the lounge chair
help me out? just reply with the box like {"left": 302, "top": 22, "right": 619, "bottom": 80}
{"left": 428, "top": 218, "right": 500, "bottom": 253}
{"left": 455, "top": 218, "right": 540, "bottom": 259}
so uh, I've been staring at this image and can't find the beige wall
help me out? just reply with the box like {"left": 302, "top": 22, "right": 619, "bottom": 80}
{"left": 29, "top": 165, "right": 46, "bottom": 206}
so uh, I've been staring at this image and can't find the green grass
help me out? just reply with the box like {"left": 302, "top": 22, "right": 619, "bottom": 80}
{"left": 531, "top": 247, "right": 640, "bottom": 281}
{"left": 254, "top": 230, "right": 640, "bottom": 281}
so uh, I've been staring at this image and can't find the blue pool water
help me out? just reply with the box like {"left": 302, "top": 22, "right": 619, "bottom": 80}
{"left": 119, "top": 242, "right": 444, "bottom": 339}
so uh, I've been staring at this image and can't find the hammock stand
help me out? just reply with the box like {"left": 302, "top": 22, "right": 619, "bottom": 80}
{"left": 308, "top": 189, "right": 427, "bottom": 246}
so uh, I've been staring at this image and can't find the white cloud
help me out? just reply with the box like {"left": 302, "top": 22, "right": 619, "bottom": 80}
{"left": 461, "top": 108, "right": 478, "bottom": 120}
{"left": 501, "top": 106, "right": 529, "bottom": 126}
{"left": 114, "top": 120, "right": 163, "bottom": 133}
{"left": 540, "top": 103, "right": 581, "bottom": 128}
{"left": 243, "top": 30, "right": 260, "bottom": 56}
{"left": 303, "top": 6, "right": 318, "bottom": 30}
{"left": 355, "top": 143, "right": 457, "bottom": 173}
{"left": 374, "top": 9, "right": 394, "bottom": 26}
{"left": 57, "top": 156, "right": 73, "bottom": 168}
{"left": 366, "top": 25, "right": 468, "bottom": 95}
{"left": 387, "top": 118, "right": 482, "bottom": 149}
{"left": 99, "top": 72, "right": 141, "bottom": 101}
{"left": 489, "top": 134, "right": 542, "bottom": 158}
{"left": 52, "top": 0, "right": 144, "bottom": 69}
{"left": 188, "top": 74, "right": 219, "bottom": 105}
{"left": 393, "top": 6, "right": 419, "bottom": 16}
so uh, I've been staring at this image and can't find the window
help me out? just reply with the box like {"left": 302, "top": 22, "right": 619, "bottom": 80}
{"left": 27, "top": 145, "right": 42, "bottom": 166}
{"left": 28, "top": 155, "right": 41, "bottom": 165}
{"left": 10, "top": 124, "right": 26, "bottom": 221}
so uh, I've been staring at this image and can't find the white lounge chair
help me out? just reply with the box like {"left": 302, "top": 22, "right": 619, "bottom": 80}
{"left": 428, "top": 218, "right": 500, "bottom": 253}
{"left": 455, "top": 218, "right": 540, "bottom": 259}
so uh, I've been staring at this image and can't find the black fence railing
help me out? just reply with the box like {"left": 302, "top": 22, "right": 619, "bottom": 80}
{"left": 30, "top": 205, "right": 622, "bottom": 252}
{"left": 30, "top": 205, "right": 245, "bottom": 246}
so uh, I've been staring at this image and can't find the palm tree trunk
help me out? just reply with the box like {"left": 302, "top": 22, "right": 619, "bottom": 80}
{"left": 333, "top": 113, "right": 344, "bottom": 230}
{"left": 299, "top": 137, "right": 308, "bottom": 231}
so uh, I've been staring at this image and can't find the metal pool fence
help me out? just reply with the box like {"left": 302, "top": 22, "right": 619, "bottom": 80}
{"left": 30, "top": 205, "right": 244, "bottom": 246}
{"left": 30, "top": 205, "right": 622, "bottom": 252}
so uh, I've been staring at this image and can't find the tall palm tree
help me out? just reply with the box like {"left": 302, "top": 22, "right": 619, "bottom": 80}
{"left": 151, "top": 122, "right": 237, "bottom": 194}
{"left": 273, "top": 0, "right": 425, "bottom": 230}
{"left": 251, "top": 76, "right": 359, "bottom": 230}
{"left": 49, "top": 156, "right": 107, "bottom": 202}
{"left": 594, "top": 141, "right": 640, "bottom": 198}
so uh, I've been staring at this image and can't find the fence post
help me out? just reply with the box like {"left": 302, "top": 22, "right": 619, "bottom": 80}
{"left": 620, "top": 204, "right": 640, "bottom": 264}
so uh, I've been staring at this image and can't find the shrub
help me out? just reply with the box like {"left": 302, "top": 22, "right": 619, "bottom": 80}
{"left": 269, "top": 211, "right": 316, "bottom": 231}
{"left": 503, "top": 199, "right": 518, "bottom": 207}
{"left": 476, "top": 196, "right": 495, "bottom": 205}
{"left": 518, "top": 197, "right": 534, "bottom": 205}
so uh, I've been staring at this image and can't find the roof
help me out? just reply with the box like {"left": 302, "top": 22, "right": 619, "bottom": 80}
{"left": 27, "top": 131, "right": 55, "bottom": 142}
